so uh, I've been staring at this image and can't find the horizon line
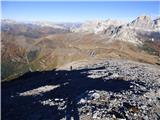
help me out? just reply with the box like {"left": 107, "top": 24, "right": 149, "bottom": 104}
{"left": 1, "top": 15, "right": 160, "bottom": 23}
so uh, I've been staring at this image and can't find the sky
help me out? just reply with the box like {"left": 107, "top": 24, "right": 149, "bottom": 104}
{"left": 1, "top": 1, "right": 160, "bottom": 22}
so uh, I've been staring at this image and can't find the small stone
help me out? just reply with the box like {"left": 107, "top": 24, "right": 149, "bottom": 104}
{"left": 89, "top": 90, "right": 95, "bottom": 94}
{"left": 112, "top": 114, "right": 116, "bottom": 119}
{"left": 143, "top": 116, "right": 149, "bottom": 120}
{"left": 87, "top": 112, "right": 90, "bottom": 116}
{"left": 134, "top": 113, "right": 137, "bottom": 116}
{"left": 11, "top": 95, "right": 14, "bottom": 98}
{"left": 55, "top": 98, "right": 59, "bottom": 101}
{"left": 92, "top": 93, "right": 100, "bottom": 100}
{"left": 93, "top": 112, "right": 98, "bottom": 119}
{"left": 130, "top": 85, "right": 134, "bottom": 88}
{"left": 79, "top": 98, "right": 86, "bottom": 104}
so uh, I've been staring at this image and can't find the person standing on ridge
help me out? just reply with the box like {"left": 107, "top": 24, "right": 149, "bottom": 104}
{"left": 70, "top": 66, "right": 72, "bottom": 71}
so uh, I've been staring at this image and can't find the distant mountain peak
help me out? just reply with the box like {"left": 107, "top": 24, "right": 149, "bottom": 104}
{"left": 137, "top": 15, "right": 152, "bottom": 21}
{"left": 1, "top": 19, "right": 17, "bottom": 24}
{"left": 129, "top": 15, "right": 155, "bottom": 29}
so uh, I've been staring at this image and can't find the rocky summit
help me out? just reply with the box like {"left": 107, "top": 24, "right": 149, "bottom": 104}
{"left": 2, "top": 59, "right": 160, "bottom": 120}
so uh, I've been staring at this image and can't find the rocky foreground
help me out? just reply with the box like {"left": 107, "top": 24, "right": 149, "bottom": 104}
{"left": 75, "top": 59, "right": 160, "bottom": 120}
{"left": 2, "top": 59, "right": 160, "bottom": 120}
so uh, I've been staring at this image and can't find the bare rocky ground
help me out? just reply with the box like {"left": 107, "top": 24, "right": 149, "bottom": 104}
{"left": 2, "top": 59, "right": 160, "bottom": 120}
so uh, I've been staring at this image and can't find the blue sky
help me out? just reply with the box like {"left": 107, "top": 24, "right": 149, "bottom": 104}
{"left": 2, "top": 1, "right": 160, "bottom": 22}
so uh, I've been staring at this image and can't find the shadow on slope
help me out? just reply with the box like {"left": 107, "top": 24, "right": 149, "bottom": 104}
{"left": 2, "top": 67, "right": 135, "bottom": 120}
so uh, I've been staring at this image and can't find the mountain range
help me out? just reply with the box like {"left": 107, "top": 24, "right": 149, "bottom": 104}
{"left": 1, "top": 15, "right": 160, "bottom": 81}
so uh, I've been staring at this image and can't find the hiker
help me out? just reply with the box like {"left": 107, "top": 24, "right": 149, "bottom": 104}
{"left": 70, "top": 66, "right": 72, "bottom": 71}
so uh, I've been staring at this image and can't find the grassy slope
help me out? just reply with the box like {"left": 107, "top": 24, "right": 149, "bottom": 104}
{"left": 2, "top": 33, "right": 160, "bottom": 81}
